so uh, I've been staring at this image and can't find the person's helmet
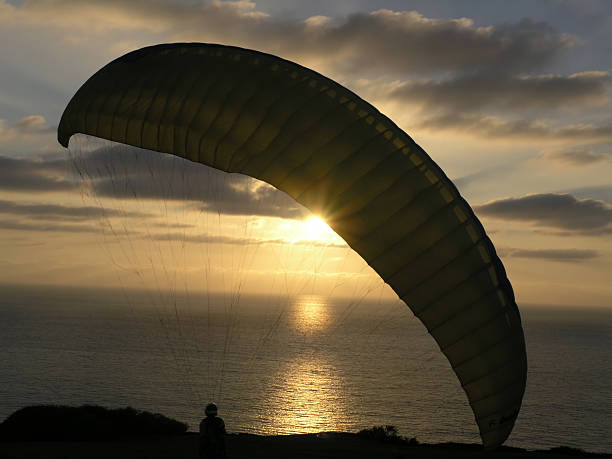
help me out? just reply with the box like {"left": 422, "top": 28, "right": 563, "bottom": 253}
{"left": 205, "top": 403, "right": 218, "bottom": 417}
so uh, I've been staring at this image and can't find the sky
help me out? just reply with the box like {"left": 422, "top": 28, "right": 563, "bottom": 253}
{"left": 1, "top": 0, "right": 611, "bottom": 306}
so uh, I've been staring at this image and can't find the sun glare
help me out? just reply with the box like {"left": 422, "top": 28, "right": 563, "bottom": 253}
{"left": 301, "top": 216, "right": 335, "bottom": 241}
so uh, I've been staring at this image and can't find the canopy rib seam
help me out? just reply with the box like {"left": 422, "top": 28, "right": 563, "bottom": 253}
{"left": 183, "top": 60, "right": 234, "bottom": 160}
{"left": 451, "top": 329, "right": 520, "bottom": 371}
{"left": 305, "top": 135, "right": 406, "bottom": 210}
{"left": 121, "top": 70, "right": 152, "bottom": 146}
{"left": 293, "top": 129, "right": 387, "bottom": 203}
{"left": 168, "top": 68, "right": 207, "bottom": 156}
{"left": 254, "top": 92, "right": 351, "bottom": 181}
{"left": 227, "top": 75, "right": 311, "bottom": 171}
{"left": 245, "top": 85, "right": 334, "bottom": 177}
{"left": 89, "top": 62, "right": 133, "bottom": 140}
{"left": 471, "top": 385, "right": 524, "bottom": 417}
{"left": 270, "top": 99, "right": 354, "bottom": 187}
{"left": 472, "top": 377, "right": 525, "bottom": 416}
{"left": 156, "top": 68, "right": 186, "bottom": 151}
{"left": 386, "top": 222, "right": 477, "bottom": 286}
{"left": 419, "top": 285, "right": 497, "bottom": 325}
{"left": 140, "top": 68, "right": 185, "bottom": 149}
{"left": 426, "top": 289, "right": 499, "bottom": 334}
{"left": 462, "top": 355, "right": 526, "bottom": 389}
{"left": 108, "top": 70, "right": 147, "bottom": 145}
{"left": 371, "top": 194, "right": 460, "bottom": 263}
{"left": 409, "top": 263, "right": 492, "bottom": 315}
{"left": 211, "top": 64, "right": 275, "bottom": 168}
{"left": 442, "top": 308, "right": 514, "bottom": 356}
{"left": 198, "top": 74, "right": 254, "bottom": 165}
{"left": 274, "top": 101, "right": 370, "bottom": 192}
{"left": 300, "top": 131, "right": 402, "bottom": 204}
{"left": 227, "top": 72, "right": 303, "bottom": 170}
{"left": 329, "top": 161, "right": 420, "bottom": 226}
{"left": 359, "top": 182, "right": 444, "bottom": 244}
{"left": 371, "top": 214, "right": 467, "bottom": 275}
{"left": 396, "top": 235, "right": 484, "bottom": 298}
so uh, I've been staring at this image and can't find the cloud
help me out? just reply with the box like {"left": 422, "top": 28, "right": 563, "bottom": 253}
{"left": 0, "top": 147, "right": 307, "bottom": 220}
{"left": 73, "top": 145, "right": 308, "bottom": 219}
{"left": 542, "top": 148, "right": 610, "bottom": 166}
{"left": 499, "top": 247, "right": 599, "bottom": 262}
{"left": 388, "top": 71, "right": 609, "bottom": 112}
{"left": 563, "top": 185, "right": 612, "bottom": 204}
{"left": 0, "top": 155, "right": 75, "bottom": 192}
{"left": 417, "top": 113, "right": 612, "bottom": 143}
{"left": 0, "top": 209, "right": 345, "bottom": 248}
{"left": 0, "top": 199, "right": 149, "bottom": 221}
{"left": 452, "top": 160, "right": 524, "bottom": 191}
{"left": 152, "top": 232, "right": 346, "bottom": 248}
{"left": 475, "top": 193, "right": 612, "bottom": 234}
{"left": 5, "top": 2, "right": 577, "bottom": 77}
{"left": 12, "top": 115, "right": 51, "bottom": 132}
{"left": 0, "top": 115, "right": 55, "bottom": 141}
{"left": 0, "top": 219, "right": 101, "bottom": 234}
{"left": 4, "top": 2, "right": 604, "bottom": 159}
{"left": 0, "top": 213, "right": 345, "bottom": 247}
{"left": 284, "top": 12, "right": 576, "bottom": 76}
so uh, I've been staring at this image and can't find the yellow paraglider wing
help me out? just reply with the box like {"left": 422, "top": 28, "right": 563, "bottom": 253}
{"left": 58, "top": 43, "right": 527, "bottom": 448}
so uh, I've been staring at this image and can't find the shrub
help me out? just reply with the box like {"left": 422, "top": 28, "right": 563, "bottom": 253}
{"left": 357, "top": 425, "right": 418, "bottom": 446}
{"left": 0, "top": 405, "right": 188, "bottom": 441}
{"left": 548, "top": 446, "right": 588, "bottom": 456}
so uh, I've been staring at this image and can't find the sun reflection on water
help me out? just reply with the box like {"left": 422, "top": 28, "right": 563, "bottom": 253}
{"left": 247, "top": 295, "right": 351, "bottom": 433}
{"left": 262, "top": 354, "right": 349, "bottom": 434}
{"left": 290, "top": 294, "right": 330, "bottom": 334}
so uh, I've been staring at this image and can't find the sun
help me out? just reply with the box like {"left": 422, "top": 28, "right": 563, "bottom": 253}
{"left": 301, "top": 216, "right": 335, "bottom": 241}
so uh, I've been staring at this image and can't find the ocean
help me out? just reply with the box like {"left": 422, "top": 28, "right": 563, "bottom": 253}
{"left": 1, "top": 284, "right": 611, "bottom": 452}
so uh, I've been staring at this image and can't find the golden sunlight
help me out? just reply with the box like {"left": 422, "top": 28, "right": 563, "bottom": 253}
{"left": 290, "top": 294, "right": 330, "bottom": 333}
{"left": 301, "top": 216, "right": 336, "bottom": 241}
{"left": 263, "top": 355, "right": 348, "bottom": 434}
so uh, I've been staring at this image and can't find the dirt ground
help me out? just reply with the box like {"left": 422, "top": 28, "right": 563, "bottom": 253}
{"left": 1, "top": 432, "right": 610, "bottom": 459}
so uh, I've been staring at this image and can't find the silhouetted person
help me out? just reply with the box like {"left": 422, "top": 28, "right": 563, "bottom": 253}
{"left": 199, "top": 403, "right": 226, "bottom": 459}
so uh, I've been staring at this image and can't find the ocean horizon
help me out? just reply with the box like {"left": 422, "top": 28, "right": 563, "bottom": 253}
{"left": 1, "top": 283, "right": 611, "bottom": 453}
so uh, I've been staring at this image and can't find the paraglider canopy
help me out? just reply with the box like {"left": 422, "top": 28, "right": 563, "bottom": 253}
{"left": 58, "top": 43, "right": 527, "bottom": 448}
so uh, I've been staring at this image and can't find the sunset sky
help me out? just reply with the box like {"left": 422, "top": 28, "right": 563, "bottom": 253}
{"left": 1, "top": 0, "right": 611, "bottom": 307}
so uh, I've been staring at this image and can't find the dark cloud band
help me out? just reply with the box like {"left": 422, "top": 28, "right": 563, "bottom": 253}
{"left": 0, "top": 199, "right": 149, "bottom": 221}
{"left": 0, "top": 155, "right": 75, "bottom": 192}
{"left": 18, "top": 2, "right": 577, "bottom": 77}
{"left": 476, "top": 193, "right": 612, "bottom": 233}
{"left": 499, "top": 247, "right": 599, "bottom": 262}
{"left": 1, "top": 148, "right": 308, "bottom": 220}
{"left": 544, "top": 149, "right": 611, "bottom": 166}
{"left": 152, "top": 232, "right": 346, "bottom": 248}
{"left": 389, "top": 71, "right": 609, "bottom": 112}
{"left": 417, "top": 113, "right": 612, "bottom": 142}
{"left": 72, "top": 145, "right": 308, "bottom": 220}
